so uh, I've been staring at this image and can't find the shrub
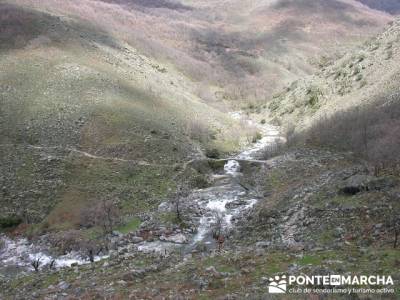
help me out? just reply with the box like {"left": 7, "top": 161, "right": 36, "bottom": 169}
{"left": 187, "top": 119, "right": 211, "bottom": 144}
{"left": 292, "top": 96, "right": 400, "bottom": 174}
{"left": 205, "top": 148, "right": 220, "bottom": 159}
{"left": 252, "top": 132, "right": 262, "bottom": 143}
{"left": 0, "top": 216, "right": 22, "bottom": 229}
{"left": 79, "top": 200, "right": 121, "bottom": 235}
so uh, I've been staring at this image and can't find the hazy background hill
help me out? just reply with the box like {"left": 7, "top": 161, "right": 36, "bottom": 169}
{"left": 9, "top": 0, "right": 393, "bottom": 106}
{"left": 356, "top": 0, "right": 400, "bottom": 14}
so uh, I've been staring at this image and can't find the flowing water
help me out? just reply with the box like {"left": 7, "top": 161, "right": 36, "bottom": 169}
{"left": 139, "top": 120, "right": 282, "bottom": 254}
{"left": 0, "top": 235, "right": 108, "bottom": 276}
{"left": 184, "top": 123, "right": 282, "bottom": 251}
{"left": 0, "top": 116, "right": 282, "bottom": 274}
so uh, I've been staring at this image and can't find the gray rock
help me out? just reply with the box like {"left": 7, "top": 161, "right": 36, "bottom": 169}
{"left": 57, "top": 281, "right": 70, "bottom": 290}
{"left": 159, "top": 233, "right": 188, "bottom": 244}
{"left": 117, "top": 280, "right": 127, "bottom": 286}
{"left": 340, "top": 175, "right": 398, "bottom": 195}
{"left": 225, "top": 200, "right": 247, "bottom": 209}
{"left": 158, "top": 202, "right": 171, "bottom": 212}
{"left": 255, "top": 241, "right": 271, "bottom": 248}
{"left": 131, "top": 236, "right": 144, "bottom": 244}
{"left": 340, "top": 175, "right": 376, "bottom": 195}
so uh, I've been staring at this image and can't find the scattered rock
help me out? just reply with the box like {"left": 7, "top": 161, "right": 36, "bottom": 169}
{"left": 122, "top": 269, "right": 146, "bottom": 281}
{"left": 225, "top": 200, "right": 247, "bottom": 209}
{"left": 158, "top": 202, "right": 171, "bottom": 212}
{"left": 117, "top": 280, "right": 127, "bottom": 286}
{"left": 131, "top": 236, "right": 144, "bottom": 244}
{"left": 159, "top": 233, "right": 188, "bottom": 244}
{"left": 57, "top": 281, "right": 70, "bottom": 290}
{"left": 255, "top": 241, "right": 271, "bottom": 248}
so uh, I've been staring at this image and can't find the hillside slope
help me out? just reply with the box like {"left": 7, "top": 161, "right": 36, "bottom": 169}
{"left": 0, "top": 0, "right": 393, "bottom": 230}
{"left": 266, "top": 19, "right": 400, "bottom": 129}
{"left": 356, "top": 0, "right": 400, "bottom": 14}
{"left": 10, "top": 0, "right": 393, "bottom": 105}
{"left": 0, "top": 2, "right": 400, "bottom": 299}
{"left": 0, "top": 2, "right": 247, "bottom": 230}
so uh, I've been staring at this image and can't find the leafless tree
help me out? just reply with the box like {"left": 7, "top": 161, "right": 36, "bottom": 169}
{"left": 291, "top": 98, "right": 400, "bottom": 174}
{"left": 49, "top": 259, "right": 56, "bottom": 270}
{"left": 285, "top": 123, "right": 296, "bottom": 147}
{"left": 80, "top": 200, "right": 121, "bottom": 235}
{"left": 186, "top": 118, "right": 211, "bottom": 144}
{"left": 99, "top": 200, "right": 120, "bottom": 235}
{"left": 212, "top": 211, "right": 224, "bottom": 238}
{"left": 31, "top": 257, "right": 41, "bottom": 272}
{"left": 390, "top": 217, "right": 400, "bottom": 249}
{"left": 172, "top": 183, "right": 190, "bottom": 223}
{"left": 211, "top": 211, "right": 225, "bottom": 252}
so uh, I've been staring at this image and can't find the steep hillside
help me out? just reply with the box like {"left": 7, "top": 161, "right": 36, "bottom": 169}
{"left": 10, "top": 0, "right": 393, "bottom": 105}
{"left": 265, "top": 19, "right": 400, "bottom": 128}
{"left": 0, "top": 0, "right": 393, "bottom": 231}
{"left": 1, "top": 2, "right": 400, "bottom": 299}
{"left": 356, "top": 0, "right": 400, "bottom": 14}
{"left": 0, "top": 2, "right": 249, "bottom": 230}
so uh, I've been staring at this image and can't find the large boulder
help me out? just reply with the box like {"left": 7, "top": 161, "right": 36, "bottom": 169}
{"left": 340, "top": 175, "right": 398, "bottom": 195}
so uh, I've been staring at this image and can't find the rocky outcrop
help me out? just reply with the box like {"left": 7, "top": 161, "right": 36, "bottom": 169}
{"left": 340, "top": 174, "right": 398, "bottom": 195}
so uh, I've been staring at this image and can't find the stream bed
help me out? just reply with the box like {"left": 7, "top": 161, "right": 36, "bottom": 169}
{"left": 0, "top": 118, "right": 282, "bottom": 275}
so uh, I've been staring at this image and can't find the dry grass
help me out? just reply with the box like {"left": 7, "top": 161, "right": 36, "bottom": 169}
{"left": 8, "top": 0, "right": 392, "bottom": 104}
{"left": 291, "top": 98, "right": 400, "bottom": 173}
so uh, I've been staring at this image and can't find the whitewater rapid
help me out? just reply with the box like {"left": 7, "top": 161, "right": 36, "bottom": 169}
{"left": 0, "top": 235, "right": 108, "bottom": 275}
{"left": 0, "top": 114, "right": 282, "bottom": 271}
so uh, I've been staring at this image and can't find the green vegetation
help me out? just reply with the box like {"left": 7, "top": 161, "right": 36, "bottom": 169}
{"left": 205, "top": 148, "right": 221, "bottom": 159}
{"left": 306, "top": 87, "right": 322, "bottom": 109}
{"left": 297, "top": 255, "right": 322, "bottom": 266}
{"left": 116, "top": 217, "right": 141, "bottom": 234}
{"left": 0, "top": 216, "right": 22, "bottom": 229}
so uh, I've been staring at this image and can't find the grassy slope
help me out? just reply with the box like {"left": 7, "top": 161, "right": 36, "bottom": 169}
{"left": 264, "top": 19, "right": 400, "bottom": 130}
{"left": 356, "top": 0, "right": 400, "bottom": 15}
{"left": 10, "top": 0, "right": 393, "bottom": 107}
{"left": 3, "top": 149, "right": 399, "bottom": 299}
{"left": 181, "top": 0, "right": 393, "bottom": 103}
{"left": 0, "top": 2, "right": 244, "bottom": 230}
